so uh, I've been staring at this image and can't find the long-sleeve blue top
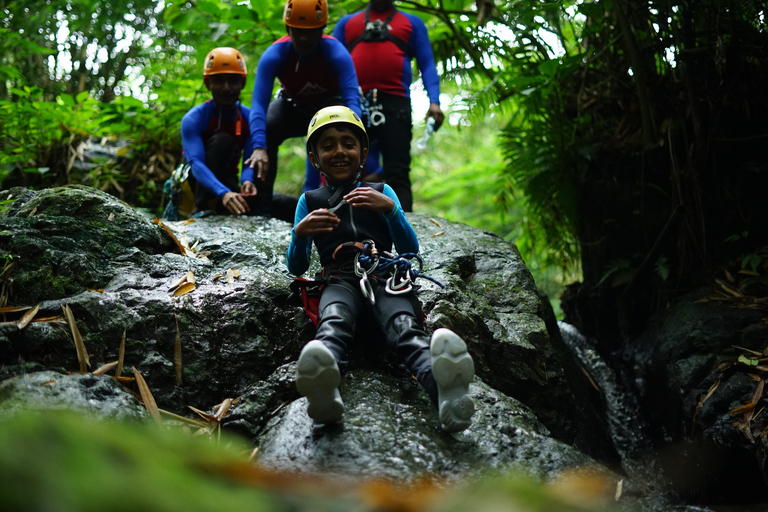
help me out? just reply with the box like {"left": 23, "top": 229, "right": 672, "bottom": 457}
{"left": 249, "top": 35, "right": 361, "bottom": 151}
{"left": 180, "top": 101, "right": 254, "bottom": 198}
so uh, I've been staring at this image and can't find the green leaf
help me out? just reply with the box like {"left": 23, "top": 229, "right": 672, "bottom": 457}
{"left": 738, "top": 355, "right": 759, "bottom": 366}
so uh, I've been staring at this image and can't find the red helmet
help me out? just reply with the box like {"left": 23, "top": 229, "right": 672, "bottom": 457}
{"left": 202, "top": 47, "right": 247, "bottom": 77}
{"left": 283, "top": 0, "right": 328, "bottom": 29}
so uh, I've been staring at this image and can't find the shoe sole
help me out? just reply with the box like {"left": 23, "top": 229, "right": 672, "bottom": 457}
{"left": 431, "top": 328, "right": 475, "bottom": 433}
{"left": 296, "top": 340, "right": 344, "bottom": 424}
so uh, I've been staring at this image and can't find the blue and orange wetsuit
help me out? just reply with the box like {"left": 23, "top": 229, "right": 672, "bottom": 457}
{"left": 249, "top": 34, "right": 361, "bottom": 209}
{"left": 332, "top": 3, "right": 442, "bottom": 211}
{"left": 180, "top": 100, "right": 253, "bottom": 212}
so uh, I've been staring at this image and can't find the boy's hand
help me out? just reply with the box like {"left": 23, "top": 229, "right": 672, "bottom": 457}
{"left": 245, "top": 149, "right": 269, "bottom": 180}
{"left": 344, "top": 187, "right": 395, "bottom": 214}
{"left": 294, "top": 209, "right": 340, "bottom": 238}
{"left": 222, "top": 191, "right": 250, "bottom": 215}
{"left": 240, "top": 181, "right": 257, "bottom": 197}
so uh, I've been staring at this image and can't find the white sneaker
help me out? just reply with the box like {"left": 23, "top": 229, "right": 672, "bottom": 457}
{"left": 430, "top": 328, "right": 475, "bottom": 432}
{"left": 296, "top": 340, "right": 344, "bottom": 424}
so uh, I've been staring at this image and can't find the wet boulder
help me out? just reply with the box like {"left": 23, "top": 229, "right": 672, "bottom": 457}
{"left": 0, "top": 184, "right": 602, "bottom": 484}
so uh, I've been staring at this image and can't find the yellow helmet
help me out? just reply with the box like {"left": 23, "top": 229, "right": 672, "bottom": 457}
{"left": 307, "top": 105, "right": 369, "bottom": 154}
{"left": 202, "top": 47, "right": 247, "bottom": 77}
{"left": 283, "top": 0, "right": 328, "bottom": 29}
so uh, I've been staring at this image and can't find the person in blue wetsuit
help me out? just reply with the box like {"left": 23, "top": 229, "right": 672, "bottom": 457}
{"left": 332, "top": 0, "right": 445, "bottom": 211}
{"left": 180, "top": 47, "right": 256, "bottom": 216}
{"left": 286, "top": 105, "right": 475, "bottom": 432}
{"left": 245, "top": 0, "right": 361, "bottom": 218}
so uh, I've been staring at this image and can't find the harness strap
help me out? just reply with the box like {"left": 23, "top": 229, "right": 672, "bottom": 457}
{"left": 348, "top": 10, "right": 408, "bottom": 54}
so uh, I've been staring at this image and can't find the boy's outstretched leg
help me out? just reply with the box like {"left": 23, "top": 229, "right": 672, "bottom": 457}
{"left": 296, "top": 340, "right": 344, "bottom": 424}
{"left": 430, "top": 328, "right": 475, "bottom": 432}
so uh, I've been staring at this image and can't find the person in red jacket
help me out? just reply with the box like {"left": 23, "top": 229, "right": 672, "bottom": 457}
{"left": 333, "top": 0, "right": 444, "bottom": 211}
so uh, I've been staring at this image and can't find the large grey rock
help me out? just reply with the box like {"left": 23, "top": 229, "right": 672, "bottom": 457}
{"left": 0, "top": 185, "right": 596, "bottom": 484}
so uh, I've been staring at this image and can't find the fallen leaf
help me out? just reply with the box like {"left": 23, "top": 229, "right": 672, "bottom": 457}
{"left": 158, "top": 408, "right": 209, "bottom": 427}
{"left": 86, "top": 288, "right": 104, "bottom": 293}
{"left": 107, "top": 212, "right": 115, "bottom": 221}
{"left": 133, "top": 367, "right": 161, "bottom": 424}
{"left": 185, "top": 270, "right": 195, "bottom": 285}
{"left": 42, "top": 380, "right": 56, "bottom": 386}
{"left": 92, "top": 360, "right": 118, "bottom": 376}
{"left": 116, "top": 329, "right": 126, "bottom": 378}
{"left": 429, "top": 218, "right": 441, "bottom": 227}
{"left": 226, "top": 268, "right": 241, "bottom": 283}
{"left": 174, "top": 313, "right": 182, "bottom": 386}
{"left": 17, "top": 305, "right": 40, "bottom": 329}
{"left": 62, "top": 305, "right": 89, "bottom": 372}
{"left": 212, "top": 273, "right": 223, "bottom": 282}
{"left": 188, "top": 405, "right": 217, "bottom": 423}
{"left": 431, "top": 231, "right": 445, "bottom": 237}
{"left": 729, "top": 403, "right": 756, "bottom": 416}
{"left": 152, "top": 218, "right": 187, "bottom": 256}
{"left": 214, "top": 398, "right": 232, "bottom": 422}
{"left": 173, "top": 282, "right": 196, "bottom": 296}
{"left": 28, "top": 206, "right": 37, "bottom": 217}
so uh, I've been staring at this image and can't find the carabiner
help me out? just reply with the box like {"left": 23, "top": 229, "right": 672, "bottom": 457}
{"left": 370, "top": 110, "right": 386, "bottom": 126}
{"left": 359, "top": 271, "right": 375, "bottom": 304}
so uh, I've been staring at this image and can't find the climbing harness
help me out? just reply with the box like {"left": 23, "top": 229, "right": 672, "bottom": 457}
{"left": 331, "top": 240, "right": 444, "bottom": 305}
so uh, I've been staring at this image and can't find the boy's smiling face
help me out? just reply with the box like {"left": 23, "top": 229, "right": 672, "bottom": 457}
{"left": 310, "top": 126, "right": 367, "bottom": 184}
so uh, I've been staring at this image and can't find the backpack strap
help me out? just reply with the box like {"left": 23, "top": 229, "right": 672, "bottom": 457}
{"left": 348, "top": 9, "right": 408, "bottom": 54}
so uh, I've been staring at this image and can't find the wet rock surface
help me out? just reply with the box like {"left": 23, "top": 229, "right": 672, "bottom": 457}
{"left": 0, "top": 185, "right": 600, "bottom": 486}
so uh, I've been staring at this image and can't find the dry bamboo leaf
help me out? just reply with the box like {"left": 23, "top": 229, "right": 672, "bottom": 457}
{"left": 152, "top": 218, "right": 187, "bottom": 256}
{"left": 185, "top": 270, "right": 195, "bottom": 285}
{"left": 733, "top": 345, "right": 763, "bottom": 357}
{"left": 429, "top": 218, "right": 441, "bottom": 227}
{"left": 173, "top": 282, "right": 196, "bottom": 296}
{"left": 168, "top": 273, "right": 190, "bottom": 291}
{"left": 188, "top": 405, "right": 217, "bottom": 423}
{"left": 42, "top": 380, "right": 56, "bottom": 386}
{"left": 716, "top": 279, "right": 743, "bottom": 297}
{"left": 174, "top": 313, "right": 182, "bottom": 387}
{"left": 214, "top": 398, "right": 232, "bottom": 422}
{"left": 133, "top": 367, "right": 161, "bottom": 424}
{"left": 107, "top": 212, "right": 115, "bottom": 221}
{"left": 116, "top": 329, "right": 126, "bottom": 378}
{"left": 729, "top": 403, "right": 756, "bottom": 416}
{"left": 92, "top": 360, "right": 118, "bottom": 376}
{"left": 113, "top": 376, "right": 135, "bottom": 385}
{"left": 158, "top": 408, "right": 209, "bottom": 427}
{"left": 33, "top": 316, "right": 66, "bottom": 324}
{"left": 581, "top": 366, "right": 600, "bottom": 391}
{"left": 0, "top": 306, "right": 31, "bottom": 314}
{"left": 226, "top": 268, "right": 241, "bottom": 283}
{"left": 750, "top": 379, "right": 765, "bottom": 405}
{"left": 431, "top": 231, "right": 445, "bottom": 237}
{"left": 86, "top": 288, "right": 104, "bottom": 293}
{"left": 724, "top": 269, "right": 735, "bottom": 283}
{"left": 615, "top": 479, "right": 624, "bottom": 501}
{"left": 248, "top": 447, "right": 259, "bottom": 463}
{"left": 28, "top": 206, "right": 37, "bottom": 217}
{"left": 62, "top": 305, "right": 89, "bottom": 373}
{"left": 17, "top": 305, "right": 40, "bottom": 330}
{"left": 212, "top": 273, "right": 223, "bottom": 282}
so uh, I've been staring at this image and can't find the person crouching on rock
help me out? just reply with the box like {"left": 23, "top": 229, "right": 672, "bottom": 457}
{"left": 285, "top": 105, "right": 475, "bottom": 432}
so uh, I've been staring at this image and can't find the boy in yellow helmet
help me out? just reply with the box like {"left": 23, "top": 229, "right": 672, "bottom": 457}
{"left": 286, "top": 106, "right": 475, "bottom": 432}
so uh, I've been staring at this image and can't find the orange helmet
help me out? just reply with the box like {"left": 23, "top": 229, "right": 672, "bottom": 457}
{"left": 283, "top": 0, "right": 328, "bottom": 29}
{"left": 202, "top": 47, "right": 247, "bottom": 77}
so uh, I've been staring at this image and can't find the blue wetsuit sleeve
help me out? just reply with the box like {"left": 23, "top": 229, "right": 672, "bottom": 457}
{"left": 286, "top": 194, "right": 313, "bottom": 276}
{"left": 331, "top": 15, "right": 349, "bottom": 45}
{"left": 381, "top": 184, "right": 419, "bottom": 254}
{"left": 407, "top": 13, "right": 441, "bottom": 105}
{"left": 326, "top": 37, "right": 362, "bottom": 116}
{"left": 239, "top": 104, "right": 255, "bottom": 184}
{"left": 249, "top": 44, "right": 282, "bottom": 151}
{"left": 181, "top": 104, "right": 230, "bottom": 199}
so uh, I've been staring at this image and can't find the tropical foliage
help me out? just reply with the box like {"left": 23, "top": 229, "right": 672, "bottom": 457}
{"left": 2, "top": 0, "right": 767, "bottom": 336}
